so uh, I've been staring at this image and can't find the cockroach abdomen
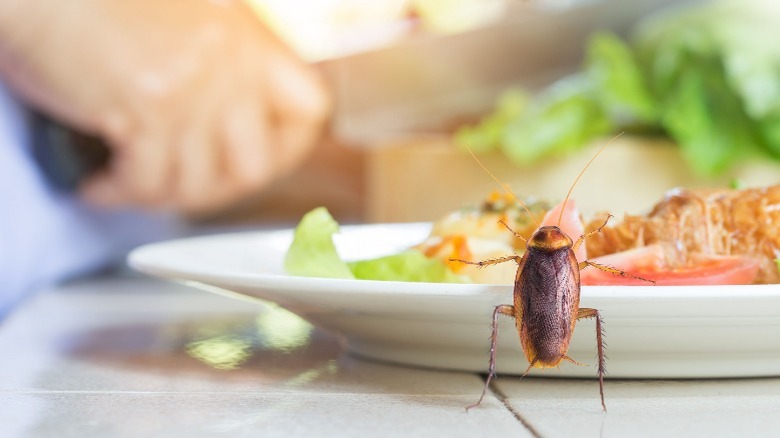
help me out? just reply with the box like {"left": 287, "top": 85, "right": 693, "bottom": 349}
{"left": 516, "top": 246, "right": 580, "bottom": 367}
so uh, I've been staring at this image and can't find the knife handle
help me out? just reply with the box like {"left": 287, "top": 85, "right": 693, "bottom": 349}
{"left": 30, "top": 113, "right": 112, "bottom": 192}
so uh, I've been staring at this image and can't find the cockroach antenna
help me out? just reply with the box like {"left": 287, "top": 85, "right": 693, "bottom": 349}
{"left": 557, "top": 132, "right": 625, "bottom": 228}
{"left": 466, "top": 146, "right": 541, "bottom": 228}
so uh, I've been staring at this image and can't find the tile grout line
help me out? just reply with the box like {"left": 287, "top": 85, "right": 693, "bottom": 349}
{"left": 484, "top": 375, "right": 543, "bottom": 438}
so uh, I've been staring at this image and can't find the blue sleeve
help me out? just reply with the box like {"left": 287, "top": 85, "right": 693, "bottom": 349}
{"left": 0, "top": 82, "right": 183, "bottom": 316}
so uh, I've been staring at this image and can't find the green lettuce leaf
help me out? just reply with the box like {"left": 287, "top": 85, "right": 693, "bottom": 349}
{"left": 586, "top": 32, "right": 657, "bottom": 124}
{"left": 502, "top": 75, "right": 613, "bottom": 164}
{"left": 284, "top": 207, "right": 354, "bottom": 279}
{"left": 454, "top": 1, "right": 780, "bottom": 175}
{"left": 454, "top": 89, "right": 528, "bottom": 153}
{"left": 633, "top": 5, "right": 763, "bottom": 175}
{"left": 659, "top": 55, "right": 757, "bottom": 175}
{"left": 285, "top": 207, "right": 464, "bottom": 283}
{"left": 349, "top": 250, "right": 463, "bottom": 283}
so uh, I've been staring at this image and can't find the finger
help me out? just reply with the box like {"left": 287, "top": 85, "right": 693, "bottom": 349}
{"left": 83, "top": 129, "right": 173, "bottom": 208}
{"left": 263, "top": 52, "right": 331, "bottom": 172}
{"left": 79, "top": 170, "right": 129, "bottom": 208}
{"left": 221, "top": 96, "right": 275, "bottom": 193}
{"left": 173, "top": 114, "right": 222, "bottom": 213}
{"left": 124, "top": 130, "right": 175, "bottom": 206}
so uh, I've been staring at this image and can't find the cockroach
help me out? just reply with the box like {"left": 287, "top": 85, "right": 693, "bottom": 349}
{"left": 453, "top": 138, "right": 652, "bottom": 412}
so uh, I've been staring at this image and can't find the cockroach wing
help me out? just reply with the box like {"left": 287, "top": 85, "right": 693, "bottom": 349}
{"left": 514, "top": 247, "right": 580, "bottom": 368}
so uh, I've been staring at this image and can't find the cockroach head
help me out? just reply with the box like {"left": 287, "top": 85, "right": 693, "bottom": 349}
{"left": 528, "top": 226, "right": 573, "bottom": 252}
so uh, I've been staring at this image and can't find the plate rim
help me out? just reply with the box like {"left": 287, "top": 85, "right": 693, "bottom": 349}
{"left": 128, "top": 223, "right": 780, "bottom": 301}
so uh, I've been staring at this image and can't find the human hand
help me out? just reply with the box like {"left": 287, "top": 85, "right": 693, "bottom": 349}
{"left": 0, "top": 0, "right": 330, "bottom": 215}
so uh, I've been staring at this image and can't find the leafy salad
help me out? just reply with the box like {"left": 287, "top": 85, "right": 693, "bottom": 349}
{"left": 284, "top": 183, "right": 775, "bottom": 286}
{"left": 284, "top": 207, "right": 463, "bottom": 283}
{"left": 455, "top": 0, "right": 780, "bottom": 175}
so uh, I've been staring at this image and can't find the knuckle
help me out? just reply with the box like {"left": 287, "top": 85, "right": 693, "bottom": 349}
{"left": 177, "top": 193, "right": 213, "bottom": 216}
{"left": 130, "top": 71, "right": 177, "bottom": 106}
{"left": 303, "top": 83, "right": 332, "bottom": 123}
{"left": 95, "top": 112, "right": 131, "bottom": 142}
{"left": 284, "top": 73, "right": 333, "bottom": 126}
{"left": 232, "top": 167, "right": 268, "bottom": 192}
{"left": 123, "top": 175, "right": 166, "bottom": 206}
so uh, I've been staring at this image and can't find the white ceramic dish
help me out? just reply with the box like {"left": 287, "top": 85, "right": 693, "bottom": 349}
{"left": 129, "top": 223, "right": 780, "bottom": 378}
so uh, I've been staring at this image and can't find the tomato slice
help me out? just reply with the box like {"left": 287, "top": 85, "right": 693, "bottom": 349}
{"left": 540, "top": 199, "right": 586, "bottom": 262}
{"left": 580, "top": 244, "right": 760, "bottom": 286}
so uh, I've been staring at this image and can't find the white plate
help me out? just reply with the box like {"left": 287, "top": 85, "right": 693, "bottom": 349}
{"left": 128, "top": 223, "right": 780, "bottom": 379}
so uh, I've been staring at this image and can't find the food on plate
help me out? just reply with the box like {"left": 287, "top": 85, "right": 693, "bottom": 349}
{"left": 286, "top": 185, "right": 779, "bottom": 285}
{"left": 413, "top": 192, "right": 546, "bottom": 284}
{"left": 578, "top": 244, "right": 760, "bottom": 286}
{"left": 284, "top": 207, "right": 462, "bottom": 283}
{"left": 584, "top": 185, "right": 779, "bottom": 284}
{"left": 415, "top": 192, "right": 594, "bottom": 284}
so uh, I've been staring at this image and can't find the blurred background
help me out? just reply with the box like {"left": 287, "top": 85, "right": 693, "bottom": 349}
{"left": 31, "top": 0, "right": 780, "bottom": 226}
{"left": 231, "top": 0, "right": 780, "bottom": 225}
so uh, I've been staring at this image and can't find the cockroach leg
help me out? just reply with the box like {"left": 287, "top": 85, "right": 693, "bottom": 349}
{"left": 579, "top": 260, "right": 656, "bottom": 284}
{"left": 562, "top": 355, "right": 586, "bottom": 366}
{"left": 520, "top": 358, "right": 538, "bottom": 379}
{"left": 467, "top": 304, "right": 515, "bottom": 411}
{"left": 573, "top": 214, "right": 613, "bottom": 253}
{"left": 577, "top": 307, "right": 607, "bottom": 411}
{"left": 450, "top": 255, "right": 522, "bottom": 268}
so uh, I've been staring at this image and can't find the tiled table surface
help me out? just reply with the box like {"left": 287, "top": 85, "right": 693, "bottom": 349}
{"left": 2, "top": 277, "right": 779, "bottom": 438}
